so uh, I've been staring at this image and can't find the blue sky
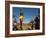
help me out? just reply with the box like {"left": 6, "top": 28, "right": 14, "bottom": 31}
{"left": 13, "top": 7, "right": 40, "bottom": 23}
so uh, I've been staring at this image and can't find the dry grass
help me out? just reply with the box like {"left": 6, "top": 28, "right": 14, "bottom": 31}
{"left": 16, "top": 24, "right": 32, "bottom": 30}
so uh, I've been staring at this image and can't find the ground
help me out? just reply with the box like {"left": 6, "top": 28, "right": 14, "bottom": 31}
{"left": 13, "top": 23, "right": 33, "bottom": 31}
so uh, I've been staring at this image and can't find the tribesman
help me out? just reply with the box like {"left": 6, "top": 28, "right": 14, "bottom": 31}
{"left": 19, "top": 8, "right": 24, "bottom": 30}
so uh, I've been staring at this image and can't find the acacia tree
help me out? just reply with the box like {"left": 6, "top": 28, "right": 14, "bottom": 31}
{"left": 13, "top": 16, "right": 18, "bottom": 30}
{"left": 34, "top": 9, "right": 40, "bottom": 29}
